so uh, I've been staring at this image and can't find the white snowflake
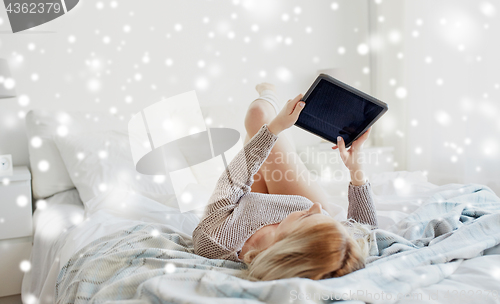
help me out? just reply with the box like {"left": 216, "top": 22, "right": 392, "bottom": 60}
{"left": 165, "top": 263, "right": 176, "bottom": 273}
{"left": 435, "top": 111, "right": 452, "bottom": 126}
{"left": 57, "top": 125, "right": 69, "bottom": 137}
{"left": 38, "top": 160, "right": 50, "bottom": 172}
{"left": 24, "top": 294, "right": 38, "bottom": 304}
{"left": 181, "top": 192, "right": 193, "bottom": 204}
{"left": 36, "top": 200, "right": 47, "bottom": 210}
{"left": 357, "top": 43, "right": 369, "bottom": 55}
{"left": 3, "top": 78, "right": 15, "bottom": 89}
{"left": 20, "top": 260, "right": 31, "bottom": 272}
{"left": 98, "top": 150, "right": 108, "bottom": 159}
{"left": 395, "top": 87, "right": 407, "bottom": 99}
{"left": 195, "top": 77, "right": 209, "bottom": 90}
{"left": 87, "top": 79, "right": 101, "bottom": 92}
{"left": 17, "top": 195, "right": 28, "bottom": 207}
{"left": 479, "top": 2, "right": 496, "bottom": 17}
{"left": 154, "top": 175, "right": 166, "bottom": 184}
{"left": 276, "top": 67, "right": 292, "bottom": 82}
{"left": 17, "top": 94, "right": 30, "bottom": 107}
{"left": 30, "top": 136, "right": 42, "bottom": 148}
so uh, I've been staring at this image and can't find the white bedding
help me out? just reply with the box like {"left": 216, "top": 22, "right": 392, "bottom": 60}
{"left": 22, "top": 189, "right": 200, "bottom": 304}
{"left": 22, "top": 171, "right": 500, "bottom": 304}
{"left": 22, "top": 189, "right": 84, "bottom": 304}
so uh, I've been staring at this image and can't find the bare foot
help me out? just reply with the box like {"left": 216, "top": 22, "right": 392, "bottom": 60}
{"left": 255, "top": 83, "right": 276, "bottom": 95}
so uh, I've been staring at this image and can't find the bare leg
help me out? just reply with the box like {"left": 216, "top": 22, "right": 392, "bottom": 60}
{"left": 244, "top": 85, "right": 329, "bottom": 204}
{"left": 244, "top": 134, "right": 269, "bottom": 194}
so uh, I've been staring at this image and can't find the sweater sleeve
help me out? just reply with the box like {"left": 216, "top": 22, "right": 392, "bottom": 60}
{"left": 203, "top": 124, "right": 279, "bottom": 216}
{"left": 347, "top": 181, "right": 378, "bottom": 229}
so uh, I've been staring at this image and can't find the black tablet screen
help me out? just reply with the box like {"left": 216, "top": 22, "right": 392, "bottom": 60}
{"left": 296, "top": 79, "right": 384, "bottom": 145}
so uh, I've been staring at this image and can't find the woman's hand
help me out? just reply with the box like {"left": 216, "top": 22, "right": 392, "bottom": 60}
{"left": 267, "top": 94, "right": 305, "bottom": 135}
{"left": 332, "top": 127, "right": 372, "bottom": 185}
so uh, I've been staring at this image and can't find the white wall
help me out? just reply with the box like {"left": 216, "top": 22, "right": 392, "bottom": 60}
{"left": 369, "top": 0, "right": 407, "bottom": 171}
{"left": 371, "top": 0, "right": 500, "bottom": 194}
{"left": 0, "top": 0, "right": 372, "bottom": 168}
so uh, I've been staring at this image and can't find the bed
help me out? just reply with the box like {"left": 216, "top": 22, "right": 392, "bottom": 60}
{"left": 21, "top": 109, "right": 500, "bottom": 304}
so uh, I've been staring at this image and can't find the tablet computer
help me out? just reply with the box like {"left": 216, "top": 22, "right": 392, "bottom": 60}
{"left": 295, "top": 73, "right": 388, "bottom": 148}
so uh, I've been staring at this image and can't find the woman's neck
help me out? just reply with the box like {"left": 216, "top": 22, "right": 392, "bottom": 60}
{"left": 239, "top": 223, "right": 279, "bottom": 259}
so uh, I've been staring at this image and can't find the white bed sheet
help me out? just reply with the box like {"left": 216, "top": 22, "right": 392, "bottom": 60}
{"left": 22, "top": 171, "right": 500, "bottom": 304}
{"left": 22, "top": 189, "right": 84, "bottom": 304}
{"left": 22, "top": 189, "right": 200, "bottom": 304}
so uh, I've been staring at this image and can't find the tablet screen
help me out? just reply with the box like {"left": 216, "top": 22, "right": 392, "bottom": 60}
{"left": 296, "top": 78, "right": 385, "bottom": 145}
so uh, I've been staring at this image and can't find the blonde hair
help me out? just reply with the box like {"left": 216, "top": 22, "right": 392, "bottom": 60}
{"left": 242, "top": 219, "right": 371, "bottom": 281}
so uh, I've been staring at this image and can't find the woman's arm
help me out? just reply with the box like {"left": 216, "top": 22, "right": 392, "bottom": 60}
{"left": 203, "top": 124, "right": 278, "bottom": 216}
{"left": 203, "top": 95, "right": 306, "bottom": 216}
{"left": 333, "top": 128, "right": 379, "bottom": 228}
{"left": 347, "top": 177, "right": 379, "bottom": 228}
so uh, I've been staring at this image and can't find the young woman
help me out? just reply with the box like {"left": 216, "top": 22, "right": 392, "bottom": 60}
{"left": 193, "top": 83, "right": 378, "bottom": 281}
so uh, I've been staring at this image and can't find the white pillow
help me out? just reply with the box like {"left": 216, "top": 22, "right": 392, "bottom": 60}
{"left": 54, "top": 129, "right": 188, "bottom": 208}
{"left": 25, "top": 110, "right": 132, "bottom": 199}
{"left": 25, "top": 110, "right": 75, "bottom": 199}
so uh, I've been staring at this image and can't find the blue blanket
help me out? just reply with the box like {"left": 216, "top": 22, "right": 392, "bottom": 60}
{"left": 55, "top": 184, "right": 500, "bottom": 303}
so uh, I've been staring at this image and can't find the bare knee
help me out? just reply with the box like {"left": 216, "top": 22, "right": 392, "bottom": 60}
{"left": 244, "top": 100, "right": 274, "bottom": 135}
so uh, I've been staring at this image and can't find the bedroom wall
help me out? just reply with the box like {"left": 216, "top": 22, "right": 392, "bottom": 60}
{"left": 372, "top": 0, "right": 500, "bottom": 194}
{"left": 0, "top": 0, "right": 373, "bottom": 168}
{"left": 405, "top": 0, "right": 500, "bottom": 194}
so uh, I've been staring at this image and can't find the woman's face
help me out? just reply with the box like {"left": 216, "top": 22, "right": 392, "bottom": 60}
{"left": 275, "top": 202, "right": 335, "bottom": 239}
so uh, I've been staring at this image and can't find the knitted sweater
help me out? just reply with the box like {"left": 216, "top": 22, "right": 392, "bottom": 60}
{"left": 192, "top": 124, "right": 378, "bottom": 262}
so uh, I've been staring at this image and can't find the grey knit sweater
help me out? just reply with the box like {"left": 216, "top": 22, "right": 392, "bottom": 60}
{"left": 192, "top": 124, "right": 378, "bottom": 262}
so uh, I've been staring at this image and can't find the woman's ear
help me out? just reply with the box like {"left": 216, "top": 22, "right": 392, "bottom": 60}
{"left": 243, "top": 248, "right": 264, "bottom": 264}
{"left": 330, "top": 239, "right": 366, "bottom": 278}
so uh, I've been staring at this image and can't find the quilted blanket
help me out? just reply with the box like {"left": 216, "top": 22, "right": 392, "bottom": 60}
{"left": 55, "top": 184, "right": 500, "bottom": 303}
